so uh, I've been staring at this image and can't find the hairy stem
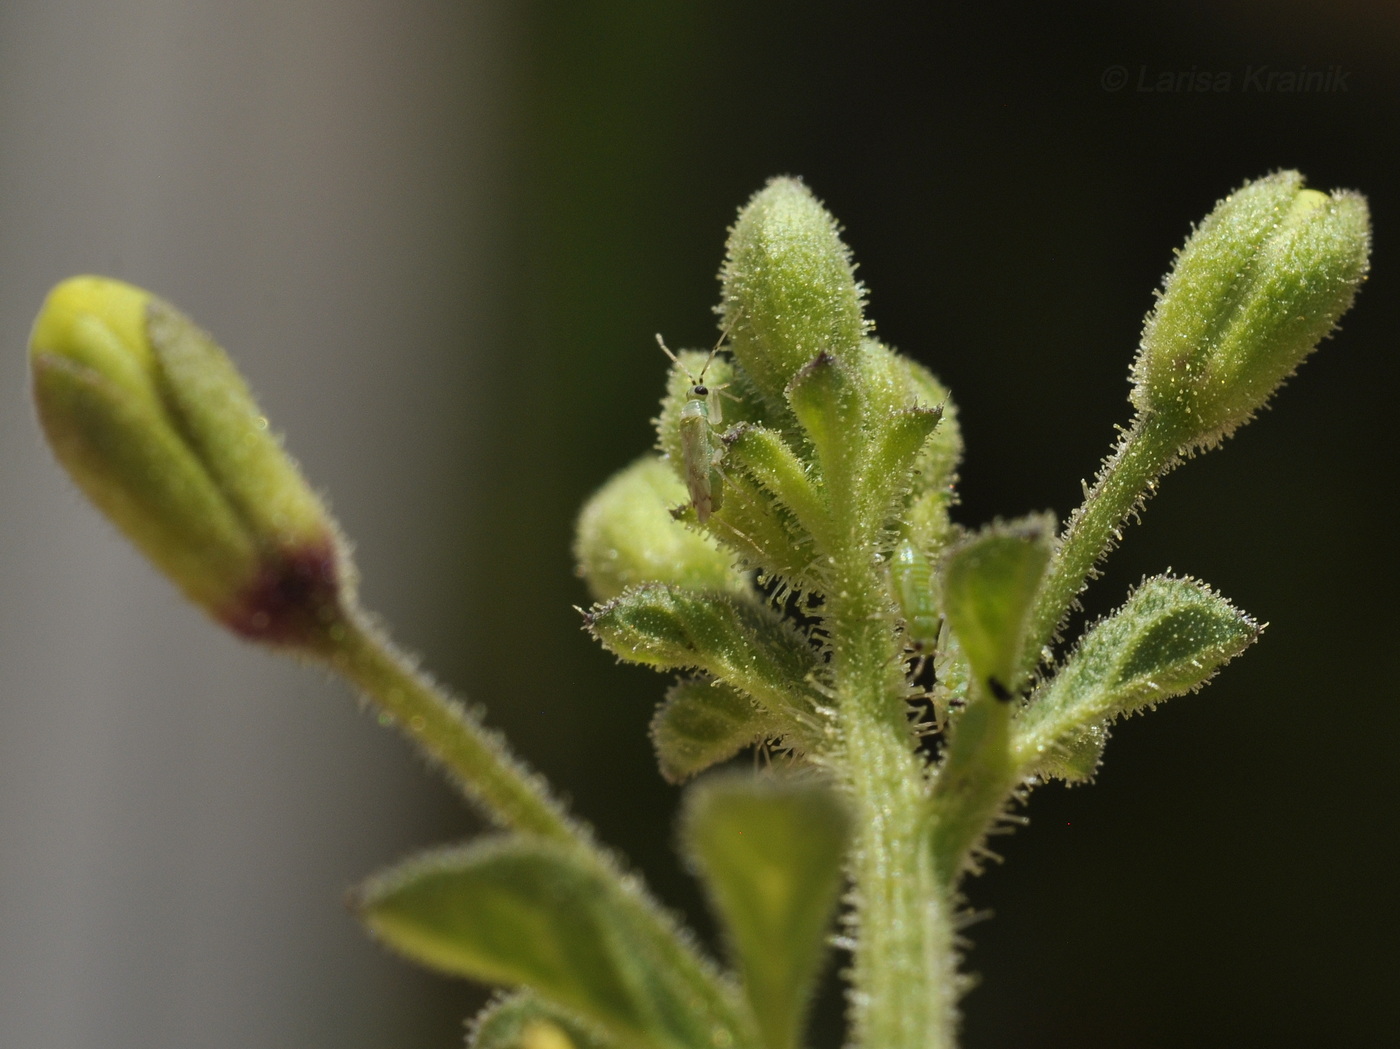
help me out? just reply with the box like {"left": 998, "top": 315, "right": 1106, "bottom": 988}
{"left": 828, "top": 555, "right": 959, "bottom": 1049}
{"left": 1021, "top": 412, "right": 1185, "bottom": 680}
{"left": 328, "top": 611, "right": 578, "bottom": 840}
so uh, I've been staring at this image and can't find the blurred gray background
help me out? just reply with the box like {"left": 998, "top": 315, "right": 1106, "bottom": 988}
{"left": 0, "top": 2, "right": 507, "bottom": 1045}
{"left": 3, "top": 2, "right": 1400, "bottom": 1048}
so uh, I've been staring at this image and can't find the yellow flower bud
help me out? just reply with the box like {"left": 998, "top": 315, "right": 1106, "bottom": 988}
{"left": 30, "top": 276, "right": 349, "bottom": 649}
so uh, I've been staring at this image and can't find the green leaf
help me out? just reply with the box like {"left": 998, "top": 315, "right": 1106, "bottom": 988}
{"left": 584, "top": 584, "right": 825, "bottom": 734}
{"left": 469, "top": 994, "right": 614, "bottom": 1049}
{"left": 785, "top": 351, "right": 864, "bottom": 500}
{"left": 940, "top": 515, "right": 1055, "bottom": 699}
{"left": 357, "top": 838, "right": 756, "bottom": 1049}
{"left": 870, "top": 406, "right": 943, "bottom": 490}
{"left": 1027, "top": 724, "right": 1108, "bottom": 785}
{"left": 681, "top": 775, "right": 850, "bottom": 1049}
{"left": 696, "top": 476, "right": 820, "bottom": 592}
{"left": 926, "top": 691, "right": 1016, "bottom": 882}
{"left": 1013, "top": 576, "right": 1261, "bottom": 775}
{"left": 721, "top": 424, "right": 826, "bottom": 537}
{"left": 897, "top": 357, "right": 962, "bottom": 501}
{"left": 652, "top": 678, "right": 787, "bottom": 784}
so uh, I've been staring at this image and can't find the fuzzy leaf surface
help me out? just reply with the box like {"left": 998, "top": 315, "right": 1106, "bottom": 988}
{"left": 940, "top": 515, "right": 1055, "bottom": 699}
{"left": 681, "top": 775, "right": 850, "bottom": 1049}
{"left": 1015, "top": 576, "right": 1260, "bottom": 776}
{"left": 585, "top": 584, "right": 824, "bottom": 734}
{"left": 652, "top": 678, "right": 791, "bottom": 783}
{"left": 358, "top": 838, "right": 755, "bottom": 1049}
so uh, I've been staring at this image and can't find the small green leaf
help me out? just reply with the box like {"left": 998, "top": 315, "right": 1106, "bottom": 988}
{"left": 1013, "top": 576, "right": 1261, "bottom": 774}
{"left": 897, "top": 357, "right": 962, "bottom": 500}
{"left": 1026, "top": 724, "right": 1109, "bottom": 785}
{"left": 652, "top": 678, "right": 788, "bottom": 784}
{"left": 584, "top": 584, "right": 825, "bottom": 734}
{"left": 720, "top": 178, "right": 867, "bottom": 405}
{"left": 865, "top": 405, "right": 944, "bottom": 526}
{"left": 871, "top": 406, "right": 943, "bottom": 484}
{"left": 574, "top": 456, "right": 749, "bottom": 603}
{"left": 785, "top": 351, "right": 864, "bottom": 499}
{"left": 676, "top": 472, "right": 821, "bottom": 593}
{"left": 940, "top": 515, "right": 1055, "bottom": 699}
{"left": 358, "top": 838, "right": 755, "bottom": 1049}
{"left": 681, "top": 775, "right": 850, "bottom": 1049}
{"left": 470, "top": 994, "right": 613, "bottom": 1049}
{"left": 721, "top": 424, "right": 826, "bottom": 537}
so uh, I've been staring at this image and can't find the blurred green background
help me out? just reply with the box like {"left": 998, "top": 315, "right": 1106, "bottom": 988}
{"left": 2, "top": 2, "right": 1397, "bottom": 1047}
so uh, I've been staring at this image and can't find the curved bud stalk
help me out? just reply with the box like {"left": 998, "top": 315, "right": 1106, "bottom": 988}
{"left": 30, "top": 276, "right": 348, "bottom": 650}
{"left": 31, "top": 278, "right": 768, "bottom": 1049}
{"left": 30, "top": 276, "right": 601, "bottom": 843}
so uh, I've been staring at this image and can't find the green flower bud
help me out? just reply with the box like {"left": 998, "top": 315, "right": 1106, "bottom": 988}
{"left": 1131, "top": 171, "right": 1371, "bottom": 449}
{"left": 719, "top": 177, "right": 868, "bottom": 404}
{"left": 573, "top": 456, "right": 749, "bottom": 602}
{"left": 30, "top": 276, "right": 349, "bottom": 649}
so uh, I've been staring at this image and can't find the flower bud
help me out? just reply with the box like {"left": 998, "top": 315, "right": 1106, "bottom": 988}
{"left": 30, "top": 276, "right": 349, "bottom": 649}
{"left": 719, "top": 178, "right": 868, "bottom": 404}
{"left": 574, "top": 456, "right": 748, "bottom": 602}
{"left": 1131, "top": 171, "right": 1370, "bottom": 449}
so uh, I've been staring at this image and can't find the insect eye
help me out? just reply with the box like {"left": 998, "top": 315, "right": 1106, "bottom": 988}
{"left": 693, "top": 384, "right": 708, "bottom": 396}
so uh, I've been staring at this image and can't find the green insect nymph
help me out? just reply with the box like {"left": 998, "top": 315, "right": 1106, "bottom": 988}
{"left": 657, "top": 335, "right": 727, "bottom": 524}
{"left": 891, "top": 537, "right": 940, "bottom": 654}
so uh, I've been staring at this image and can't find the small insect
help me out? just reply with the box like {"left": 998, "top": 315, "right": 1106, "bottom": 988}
{"left": 657, "top": 334, "right": 727, "bottom": 523}
{"left": 891, "top": 537, "right": 940, "bottom": 657}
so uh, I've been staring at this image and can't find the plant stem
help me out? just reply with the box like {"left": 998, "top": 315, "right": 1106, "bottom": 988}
{"left": 1020, "top": 412, "right": 1184, "bottom": 680}
{"left": 327, "top": 610, "right": 577, "bottom": 841}
{"left": 828, "top": 556, "right": 958, "bottom": 1049}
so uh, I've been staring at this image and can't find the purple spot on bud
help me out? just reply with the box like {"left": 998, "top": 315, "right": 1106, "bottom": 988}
{"left": 221, "top": 537, "right": 346, "bottom": 650}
